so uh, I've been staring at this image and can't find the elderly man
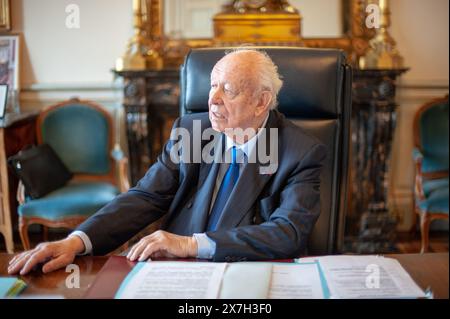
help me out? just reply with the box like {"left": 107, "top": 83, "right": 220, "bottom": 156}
{"left": 9, "top": 49, "right": 326, "bottom": 275}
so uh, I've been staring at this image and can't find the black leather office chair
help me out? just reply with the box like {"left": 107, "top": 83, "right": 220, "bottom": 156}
{"left": 179, "top": 47, "right": 352, "bottom": 255}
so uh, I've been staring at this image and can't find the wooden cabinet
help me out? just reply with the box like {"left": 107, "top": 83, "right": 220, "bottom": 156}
{"left": 0, "top": 112, "right": 37, "bottom": 253}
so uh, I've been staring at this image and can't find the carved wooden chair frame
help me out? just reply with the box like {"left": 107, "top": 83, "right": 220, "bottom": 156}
{"left": 412, "top": 95, "right": 449, "bottom": 253}
{"left": 17, "top": 98, "right": 130, "bottom": 250}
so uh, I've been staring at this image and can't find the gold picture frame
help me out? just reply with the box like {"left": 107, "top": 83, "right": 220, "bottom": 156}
{"left": 0, "top": 0, "right": 11, "bottom": 32}
{"left": 146, "top": 0, "right": 374, "bottom": 66}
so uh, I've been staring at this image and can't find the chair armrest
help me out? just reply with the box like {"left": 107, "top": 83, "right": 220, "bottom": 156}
{"left": 111, "top": 147, "right": 130, "bottom": 193}
{"left": 412, "top": 148, "right": 425, "bottom": 201}
{"left": 17, "top": 181, "right": 26, "bottom": 205}
{"left": 116, "top": 156, "right": 130, "bottom": 193}
{"left": 412, "top": 147, "right": 423, "bottom": 163}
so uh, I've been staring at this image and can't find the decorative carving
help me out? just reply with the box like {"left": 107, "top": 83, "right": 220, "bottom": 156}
{"left": 141, "top": 0, "right": 375, "bottom": 68}
{"left": 124, "top": 78, "right": 147, "bottom": 106}
{"left": 212, "top": 0, "right": 302, "bottom": 46}
{"left": 359, "top": 0, "right": 405, "bottom": 69}
{"left": 146, "top": 0, "right": 163, "bottom": 39}
{"left": 227, "top": 0, "right": 299, "bottom": 13}
{"left": 115, "top": 0, "right": 163, "bottom": 71}
{"left": 0, "top": 0, "right": 11, "bottom": 31}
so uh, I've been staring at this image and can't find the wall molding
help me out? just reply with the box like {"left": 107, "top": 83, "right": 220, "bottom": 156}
{"left": 19, "top": 82, "right": 124, "bottom": 112}
{"left": 397, "top": 78, "right": 449, "bottom": 90}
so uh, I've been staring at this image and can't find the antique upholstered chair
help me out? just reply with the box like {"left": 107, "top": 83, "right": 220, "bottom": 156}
{"left": 17, "top": 98, "right": 129, "bottom": 250}
{"left": 179, "top": 48, "right": 352, "bottom": 255}
{"left": 412, "top": 95, "right": 449, "bottom": 253}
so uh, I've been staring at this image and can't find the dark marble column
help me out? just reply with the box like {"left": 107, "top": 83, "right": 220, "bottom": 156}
{"left": 113, "top": 70, "right": 180, "bottom": 185}
{"left": 344, "top": 68, "right": 409, "bottom": 253}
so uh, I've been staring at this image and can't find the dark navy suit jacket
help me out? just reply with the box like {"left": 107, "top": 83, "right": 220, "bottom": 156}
{"left": 77, "top": 110, "right": 326, "bottom": 261}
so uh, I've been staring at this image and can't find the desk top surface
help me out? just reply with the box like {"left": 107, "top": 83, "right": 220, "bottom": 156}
{"left": 0, "top": 253, "right": 448, "bottom": 299}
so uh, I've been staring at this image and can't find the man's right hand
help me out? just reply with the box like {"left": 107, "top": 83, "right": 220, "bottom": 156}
{"left": 7, "top": 236, "right": 85, "bottom": 275}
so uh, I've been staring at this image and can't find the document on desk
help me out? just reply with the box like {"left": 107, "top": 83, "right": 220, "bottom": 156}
{"left": 219, "top": 262, "right": 325, "bottom": 299}
{"left": 115, "top": 261, "right": 326, "bottom": 299}
{"left": 299, "top": 256, "right": 426, "bottom": 299}
{"left": 268, "top": 263, "right": 325, "bottom": 299}
{"left": 115, "top": 262, "right": 227, "bottom": 299}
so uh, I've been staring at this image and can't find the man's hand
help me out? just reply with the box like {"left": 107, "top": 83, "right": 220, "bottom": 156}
{"left": 7, "top": 236, "right": 85, "bottom": 275}
{"left": 127, "top": 230, "right": 198, "bottom": 261}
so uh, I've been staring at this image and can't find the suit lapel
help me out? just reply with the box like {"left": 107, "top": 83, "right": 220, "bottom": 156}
{"left": 215, "top": 110, "right": 281, "bottom": 229}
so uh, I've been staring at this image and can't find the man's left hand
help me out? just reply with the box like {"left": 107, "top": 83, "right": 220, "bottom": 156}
{"left": 127, "top": 230, "right": 198, "bottom": 261}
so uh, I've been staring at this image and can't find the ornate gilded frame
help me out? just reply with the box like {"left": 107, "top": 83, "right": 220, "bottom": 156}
{"left": 147, "top": 0, "right": 373, "bottom": 65}
{"left": 0, "top": 0, "right": 11, "bottom": 32}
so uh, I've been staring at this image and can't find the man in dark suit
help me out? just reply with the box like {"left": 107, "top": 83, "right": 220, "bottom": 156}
{"left": 9, "top": 49, "right": 326, "bottom": 275}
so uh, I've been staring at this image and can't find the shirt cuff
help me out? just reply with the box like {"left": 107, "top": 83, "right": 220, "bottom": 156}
{"left": 69, "top": 230, "right": 93, "bottom": 255}
{"left": 193, "top": 233, "right": 216, "bottom": 259}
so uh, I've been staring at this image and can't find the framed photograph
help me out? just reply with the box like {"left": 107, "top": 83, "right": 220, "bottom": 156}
{"left": 0, "top": 35, "right": 19, "bottom": 91}
{"left": 0, "top": 84, "right": 7, "bottom": 118}
{"left": 0, "top": 0, "right": 11, "bottom": 31}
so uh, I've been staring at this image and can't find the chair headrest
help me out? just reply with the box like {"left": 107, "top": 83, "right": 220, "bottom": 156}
{"left": 180, "top": 47, "right": 347, "bottom": 119}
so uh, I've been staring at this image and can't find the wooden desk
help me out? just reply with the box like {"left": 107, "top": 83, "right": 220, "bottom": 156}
{"left": 0, "top": 253, "right": 448, "bottom": 299}
{"left": 0, "top": 253, "right": 108, "bottom": 298}
{"left": 0, "top": 112, "right": 38, "bottom": 253}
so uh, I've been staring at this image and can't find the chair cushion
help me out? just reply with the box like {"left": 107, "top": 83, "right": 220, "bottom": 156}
{"left": 423, "top": 178, "right": 449, "bottom": 197}
{"left": 422, "top": 155, "right": 449, "bottom": 174}
{"left": 18, "top": 181, "right": 118, "bottom": 221}
{"left": 419, "top": 178, "right": 449, "bottom": 214}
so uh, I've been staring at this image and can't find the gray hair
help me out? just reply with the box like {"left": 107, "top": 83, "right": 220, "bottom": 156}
{"left": 225, "top": 48, "right": 284, "bottom": 109}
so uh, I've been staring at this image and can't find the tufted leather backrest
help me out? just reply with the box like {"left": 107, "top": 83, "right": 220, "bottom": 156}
{"left": 179, "top": 47, "right": 352, "bottom": 255}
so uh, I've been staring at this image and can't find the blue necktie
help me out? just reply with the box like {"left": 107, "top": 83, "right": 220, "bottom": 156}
{"left": 207, "top": 146, "right": 240, "bottom": 231}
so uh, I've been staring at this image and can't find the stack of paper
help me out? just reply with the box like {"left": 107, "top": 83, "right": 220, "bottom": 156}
{"left": 115, "top": 256, "right": 426, "bottom": 299}
{"left": 297, "top": 255, "right": 426, "bottom": 299}
{"left": 267, "top": 263, "right": 326, "bottom": 299}
{"left": 115, "top": 261, "right": 326, "bottom": 299}
{"left": 115, "top": 262, "right": 226, "bottom": 299}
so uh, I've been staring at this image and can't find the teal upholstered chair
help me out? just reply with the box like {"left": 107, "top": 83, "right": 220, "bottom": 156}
{"left": 17, "top": 98, "right": 129, "bottom": 250}
{"left": 412, "top": 95, "right": 449, "bottom": 253}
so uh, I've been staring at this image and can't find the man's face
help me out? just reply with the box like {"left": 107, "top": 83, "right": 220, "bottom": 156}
{"left": 208, "top": 55, "right": 263, "bottom": 134}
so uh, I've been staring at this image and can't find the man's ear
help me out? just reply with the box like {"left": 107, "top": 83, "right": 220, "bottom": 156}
{"left": 255, "top": 91, "right": 272, "bottom": 117}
